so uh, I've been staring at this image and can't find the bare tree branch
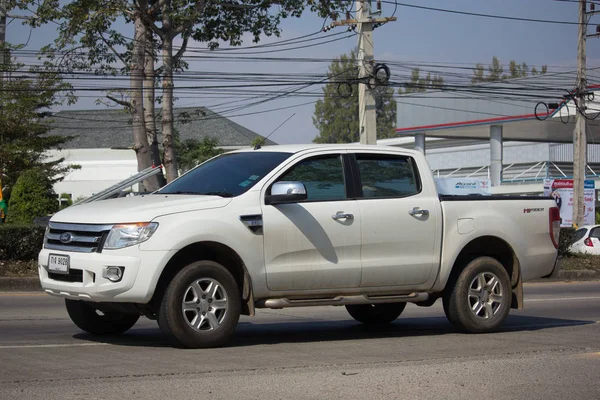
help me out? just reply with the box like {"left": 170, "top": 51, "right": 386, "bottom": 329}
{"left": 173, "top": 35, "right": 189, "bottom": 64}
{"left": 107, "top": 95, "right": 133, "bottom": 108}
{"left": 99, "top": 32, "right": 128, "bottom": 67}
{"left": 135, "top": 0, "right": 165, "bottom": 39}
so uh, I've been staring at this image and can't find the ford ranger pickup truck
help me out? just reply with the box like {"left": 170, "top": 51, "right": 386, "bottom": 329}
{"left": 38, "top": 144, "right": 560, "bottom": 348}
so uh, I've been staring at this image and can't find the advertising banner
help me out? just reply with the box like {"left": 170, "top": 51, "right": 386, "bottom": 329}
{"left": 543, "top": 179, "right": 595, "bottom": 227}
{"left": 0, "top": 178, "right": 5, "bottom": 223}
{"left": 435, "top": 178, "right": 491, "bottom": 196}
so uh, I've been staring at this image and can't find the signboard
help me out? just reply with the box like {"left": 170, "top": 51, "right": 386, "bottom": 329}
{"left": 0, "top": 178, "right": 5, "bottom": 223}
{"left": 543, "top": 179, "right": 595, "bottom": 227}
{"left": 435, "top": 178, "right": 491, "bottom": 196}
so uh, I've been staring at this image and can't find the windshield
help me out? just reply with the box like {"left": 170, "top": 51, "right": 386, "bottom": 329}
{"left": 157, "top": 151, "right": 292, "bottom": 197}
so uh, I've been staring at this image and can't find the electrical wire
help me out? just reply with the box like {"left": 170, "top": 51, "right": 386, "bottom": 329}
{"left": 372, "top": 0, "right": 583, "bottom": 25}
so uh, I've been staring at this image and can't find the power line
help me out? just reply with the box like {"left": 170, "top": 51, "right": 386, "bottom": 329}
{"left": 373, "top": 0, "right": 583, "bottom": 25}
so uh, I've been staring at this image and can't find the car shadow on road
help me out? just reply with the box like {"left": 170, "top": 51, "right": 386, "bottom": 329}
{"left": 71, "top": 314, "right": 595, "bottom": 348}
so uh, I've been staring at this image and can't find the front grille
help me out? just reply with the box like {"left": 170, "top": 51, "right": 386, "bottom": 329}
{"left": 48, "top": 269, "right": 84, "bottom": 283}
{"left": 45, "top": 222, "right": 113, "bottom": 253}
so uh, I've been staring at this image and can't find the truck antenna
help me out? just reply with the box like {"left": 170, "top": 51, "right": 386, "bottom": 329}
{"left": 254, "top": 113, "right": 296, "bottom": 150}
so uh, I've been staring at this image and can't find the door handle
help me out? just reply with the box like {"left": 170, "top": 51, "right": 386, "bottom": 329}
{"left": 409, "top": 207, "right": 429, "bottom": 217}
{"left": 332, "top": 212, "right": 354, "bottom": 221}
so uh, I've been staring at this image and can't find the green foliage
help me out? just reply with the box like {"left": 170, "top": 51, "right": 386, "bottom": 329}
{"left": 0, "top": 225, "right": 45, "bottom": 261}
{"left": 471, "top": 56, "right": 548, "bottom": 83}
{"left": 252, "top": 136, "right": 266, "bottom": 148}
{"left": 558, "top": 227, "right": 576, "bottom": 257}
{"left": 399, "top": 68, "right": 445, "bottom": 94}
{"left": 313, "top": 50, "right": 397, "bottom": 143}
{"left": 7, "top": 169, "right": 59, "bottom": 224}
{"left": 23, "top": 0, "right": 350, "bottom": 178}
{"left": 0, "top": 49, "right": 75, "bottom": 201}
{"left": 59, "top": 193, "right": 73, "bottom": 210}
{"left": 176, "top": 136, "right": 224, "bottom": 173}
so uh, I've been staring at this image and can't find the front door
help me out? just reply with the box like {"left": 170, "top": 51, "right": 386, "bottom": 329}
{"left": 262, "top": 153, "right": 362, "bottom": 291}
{"left": 350, "top": 151, "right": 442, "bottom": 288}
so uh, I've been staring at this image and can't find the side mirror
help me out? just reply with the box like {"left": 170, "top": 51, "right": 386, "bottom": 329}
{"left": 265, "top": 181, "right": 307, "bottom": 205}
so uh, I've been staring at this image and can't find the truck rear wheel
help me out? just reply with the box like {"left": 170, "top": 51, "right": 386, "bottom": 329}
{"left": 443, "top": 257, "right": 511, "bottom": 333}
{"left": 157, "top": 261, "right": 241, "bottom": 348}
{"left": 65, "top": 299, "right": 139, "bottom": 335}
{"left": 346, "top": 303, "right": 406, "bottom": 325}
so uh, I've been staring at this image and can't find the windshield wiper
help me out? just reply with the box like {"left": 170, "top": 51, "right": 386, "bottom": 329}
{"left": 200, "top": 191, "right": 235, "bottom": 198}
{"left": 165, "top": 191, "right": 203, "bottom": 195}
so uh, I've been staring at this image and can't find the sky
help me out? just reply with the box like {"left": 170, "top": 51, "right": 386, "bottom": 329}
{"left": 6, "top": 0, "right": 600, "bottom": 145}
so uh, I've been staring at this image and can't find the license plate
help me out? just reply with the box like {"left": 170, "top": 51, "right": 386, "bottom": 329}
{"left": 48, "top": 254, "right": 70, "bottom": 275}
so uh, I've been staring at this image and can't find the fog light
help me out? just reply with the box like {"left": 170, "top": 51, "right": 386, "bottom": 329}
{"left": 103, "top": 266, "right": 124, "bottom": 282}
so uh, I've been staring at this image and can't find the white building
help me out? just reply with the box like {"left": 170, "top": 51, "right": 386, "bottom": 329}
{"left": 46, "top": 107, "right": 275, "bottom": 200}
{"left": 378, "top": 71, "right": 600, "bottom": 197}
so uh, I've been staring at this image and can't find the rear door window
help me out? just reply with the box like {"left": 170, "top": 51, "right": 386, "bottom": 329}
{"left": 574, "top": 228, "right": 588, "bottom": 243}
{"left": 355, "top": 154, "right": 420, "bottom": 199}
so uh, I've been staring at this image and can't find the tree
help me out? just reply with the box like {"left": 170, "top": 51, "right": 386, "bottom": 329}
{"left": 25, "top": 0, "right": 164, "bottom": 191}
{"left": 24, "top": 0, "right": 349, "bottom": 184}
{"left": 399, "top": 68, "right": 445, "bottom": 94}
{"left": 176, "top": 136, "right": 223, "bottom": 173}
{"left": 313, "top": 50, "right": 397, "bottom": 143}
{"left": 471, "top": 56, "right": 548, "bottom": 83}
{"left": 7, "top": 168, "right": 59, "bottom": 224}
{"left": 0, "top": 50, "right": 76, "bottom": 202}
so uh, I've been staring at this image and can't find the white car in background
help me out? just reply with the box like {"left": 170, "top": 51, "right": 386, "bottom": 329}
{"left": 570, "top": 225, "right": 600, "bottom": 255}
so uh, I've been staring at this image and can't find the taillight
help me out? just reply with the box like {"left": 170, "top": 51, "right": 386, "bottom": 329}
{"left": 585, "top": 237, "right": 594, "bottom": 247}
{"left": 549, "top": 207, "right": 560, "bottom": 249}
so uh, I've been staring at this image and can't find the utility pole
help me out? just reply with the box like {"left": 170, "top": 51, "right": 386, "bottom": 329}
{"left": 332, "top": 1, "right": 396, "bottom": 145}
{"left": 573, "top": 0, "right": 600, "bottom": 227}
{"left": 0, "top": 0, "right": 7, "bottom": 82}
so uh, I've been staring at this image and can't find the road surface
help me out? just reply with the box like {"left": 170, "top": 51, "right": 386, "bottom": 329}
{"left": 1, "top": 281, "right": 599, "bottom": 399}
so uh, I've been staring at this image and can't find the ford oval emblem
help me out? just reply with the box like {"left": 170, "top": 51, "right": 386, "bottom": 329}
{"left": 60, "top": 232, "right": 73, "bottom": 244}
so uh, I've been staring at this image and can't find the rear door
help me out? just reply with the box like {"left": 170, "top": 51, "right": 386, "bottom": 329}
{"left": 349, "top": 151, "right": 442, "bottom": 288}
{"left": 261, "top": 151, "right": 362, "bottom": 291}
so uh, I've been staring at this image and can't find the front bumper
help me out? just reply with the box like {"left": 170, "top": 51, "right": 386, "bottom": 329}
{"left": 38, "top": 247, "right": 175, "bottom": 303}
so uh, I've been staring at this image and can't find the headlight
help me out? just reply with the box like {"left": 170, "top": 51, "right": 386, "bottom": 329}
{"left": 104, "top": 222, "right": 159, "bottom": 250}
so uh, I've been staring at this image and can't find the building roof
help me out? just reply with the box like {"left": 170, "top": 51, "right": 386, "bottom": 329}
{"left": 47, "top": 107, "right": 276, "bottom": 149}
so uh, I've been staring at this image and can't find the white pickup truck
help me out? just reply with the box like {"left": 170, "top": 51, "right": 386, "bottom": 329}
{"left": 38, "top": 144, "right": 560, "bottom": 348}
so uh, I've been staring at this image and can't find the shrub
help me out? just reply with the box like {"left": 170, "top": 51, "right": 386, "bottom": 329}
{"left": 0, "top": 225, "right": 45, "bottom": 261}
{"left": 558, "top": 227, "right": 576, "bottom": 257}
{"left": 7, "top": 168, "right": 58, "bottom": 224}
{"left": 59, "top": 193, "right": 73, "bottom": 210}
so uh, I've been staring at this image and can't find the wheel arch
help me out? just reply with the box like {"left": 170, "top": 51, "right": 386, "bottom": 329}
{"left": 444, "top": 236, "right": 523, "bottom": 310}
{"left": 150, "top": 241, "right": 255, "bottom": 316}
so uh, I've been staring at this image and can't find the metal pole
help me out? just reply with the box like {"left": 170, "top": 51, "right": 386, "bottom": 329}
{"left": 357, "top": 0, "right": 377, "bottom": 145}
{"left": 573, "top": 0, "right": 587, "bottom": 228}
{"left": 0, "top": 0, "right": 6, "bottom": 82}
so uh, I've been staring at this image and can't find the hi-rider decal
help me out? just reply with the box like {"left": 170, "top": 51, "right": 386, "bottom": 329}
{"left": 523, "top": 208, "right": 545, "bottom": 214}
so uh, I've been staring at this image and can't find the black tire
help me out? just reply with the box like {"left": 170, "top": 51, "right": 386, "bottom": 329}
{"left": 65, "top": 299, "right": 139, "bottom": 335}
{"left": 157, "top": 261, "right": 241, "bottom": 349}
{"left": 443, "top": 257, "right": 511, "bottom": 333}
{"left": 346, "top": 302, "right": 406, "bottom": 325}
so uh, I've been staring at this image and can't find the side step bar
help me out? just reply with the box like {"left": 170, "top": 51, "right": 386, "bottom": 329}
{"left": 257, "top": 293, "right": 429, "bottom": 309}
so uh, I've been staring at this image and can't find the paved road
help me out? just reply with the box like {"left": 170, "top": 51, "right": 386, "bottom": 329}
{"left": 1, "top": 281, "right": 599, "bottom": 399}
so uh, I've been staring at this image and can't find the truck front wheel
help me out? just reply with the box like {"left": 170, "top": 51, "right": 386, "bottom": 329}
{"left": 65, "top": 299, "right": 139, "bottom": 335}
{"left": 346, "top": 303, "right": 406, "bottom": 325}
{"left": 157, "top": 261, "right": 241, "bottom": 348}
{"left": 443, "top": 257, "right": 511, "bottom": 333}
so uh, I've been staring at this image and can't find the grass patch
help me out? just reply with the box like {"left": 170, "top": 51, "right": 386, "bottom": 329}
{"left": 560, "top": 254, "right": 600, "bottom": 271}
{"left": 0, "top": 260, "right": 38, "bottom": 277}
